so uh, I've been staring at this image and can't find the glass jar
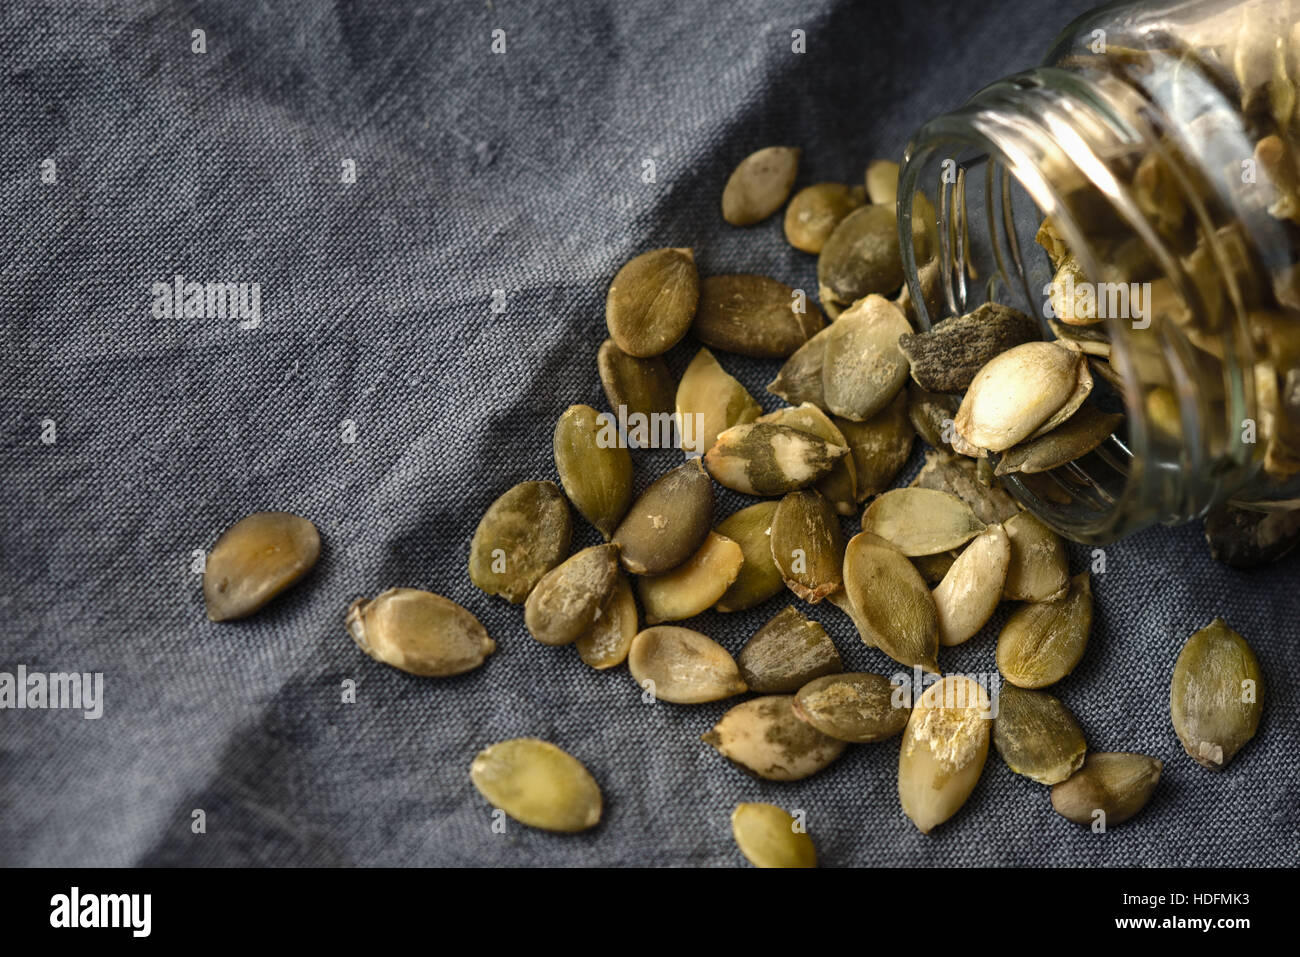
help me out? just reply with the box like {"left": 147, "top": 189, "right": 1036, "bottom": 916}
{"left": 899, "top": 0, "right": 1300, "bottom": 543}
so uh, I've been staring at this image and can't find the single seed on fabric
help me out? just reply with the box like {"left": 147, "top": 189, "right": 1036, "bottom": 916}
{"left": 605, "top": 247, "right": 699, "bottom": 357}
{"left": 731, "top": 803, "right": 817, "bottom": 868}
{"left": 722, "top": 146, "right": 801, "bottom": 226}
{"left": 469, "top": 738, "right": 602, "bottom": 833}
{"left": 203, "top": 511, "right": 321, "bottom": 621}
{"left": 347, "top": 587, "right": 496, "bottom": 677}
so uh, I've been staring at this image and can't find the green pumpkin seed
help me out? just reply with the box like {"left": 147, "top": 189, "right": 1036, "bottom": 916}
{"left": 861, "top": 488, "right": 984, "bottom": 556}
{"left": 995, "top": 404, "right": 1123, "bottom": 476}
{"left": 834, "top": 389, "right": 914, "bottom": 501}
{"left": 864, "top": 159, "right": 900, "bottom": 205}
{"left": 737, "top": 606, "right": 843, "bottom": 693}
{"left": 758, "top": 404, "right": 858, "bottom": 514}
{"left": 954, "top": 341, "right": 1084, "bottom": 452}
{"left": 767, "top": 325, "right": 833, "bottom": 410}
{"left": 731, "top": 803, "right": 817, "bottom": 868}
{"left": 524, "top": 543, "right": 621, "bottom": 646}
{"left": 784, "top": 182, "right": 866, "bottom": 254}
{"left": 817, "top": 205, "right": 903, "bottom": 313}
{"left": 842, "top": 533, "right": 940, "bottom": 672}
{"left": 992, "top": 685, "right": 1087, "bottom": 785}
{"left": 912, "top": 550, "right": 959, "bottom": 584}
{"left": 722, "top": 146, "right": 801, "bottom": 226}
{"left": 1050, "top": 752, "right": 1161, "bottom": 827}
{"left": 821, "top": 295, "right": 913, "bottom": 422}
{"left": 826, "top": 587, "right": 874, "bottom": 649}
{"left": 714, "top": 502, "right": 785, "bottom": 612}
{"left": 934, "top": 524, "right": 1011, "bottom": 646}
{"left": 770, "top": 489, "right": 845, "bottom": 602}
{"left": 1204, "top": 503, "right": 1300, "bottom": 568}
{"left": 346, "top": 587, "right": 496, "bottom": 677}
{"left": 553, "top": 404, "right": 634, "bottom": 540}
{"left": 203, "top": 511, "right": 321, "bottom": 621}
{"left": 898, "top": 675, "right": 992, "bottom": 834}
{"left": 612, "top": 459, "right": 714, "bottom": 575}
{"left": 693, "top": 274, "right": 825, "bottom": 359}
{"left": 1170, "top": 618, "right": 1263, "bottom": 770}
{"left": 703, "top": 695, "right": 846, "bottom": 781}
{"left": 638, "top": 532, "right": 744, "bottom": 624}
{"left": 597, "top": 338, "right": 676, "bottom": 421}
{"left": 704, "top": 422, "right": 847, "bottom": 497}
{"left": 676, "top": 347, "right": 763, "bottom": 456}
{"left": 912, "top": 450, "right": 1020, "bottom": 525}
{"left": 628, "top": 626, "right": 747, "bottom": 703}
{"left": 793, "top": 672, "right": 910, "bottom": 743}
{"left": 906, "top": 382, "right": 960, "bottom": 454}
{"left": 606, "top": 247, "right": 699, "bottom": 357}
{"left": 1001, "top": 511, "right": 1069, "bottom": 602}
{"left": 470, "top": 738, "right": 602, "bottom": 833}
{"left": 468, "top": 482, "right": 572, "bottom": 604}
{"left": 899, "top": 302, "right": 1040, "bottom": 393}
{"left": 997, "top": 572, "right": 1092, "bottom": 688}
{"left": 575, "top": 573, "right": 639, "bottom": 670}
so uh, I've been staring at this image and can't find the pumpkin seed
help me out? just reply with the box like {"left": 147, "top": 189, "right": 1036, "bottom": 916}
{"left": 934, "top": 524, "right": 1011, "bottom": 646}
{"left": 793, "top": 672, "right": 910, "bottom": 743}
{"left": 954, "top": 341, "right": 1084, "bottom": 452}
{"left": 676, "top": 347, "right": 762, "bottom": 456}
{"left": 912, "top": 450, "right": 1020, "bottom": 525}
{"left": 834, "top": 390, "right": 915, "bottom": 501}
{"left": 703, "top": 695, "right": 847, "bottom": 781}
{"left": 638, "top": 532, "right": 744, "bottom": 624}
{"left": 1048, "top": 255, "right": 1103, "bottom": 325}
{"left": 770, "top": 490, "right": 845, "bottom": 602}
{"left": 737, "top": 605, "right": 842, "bottom": 693}
{"left": 842, "top": 534, "right": 940, "bottom": 672}
{"left": 821, "top": 295, "right": 913, "bottom": 421}
{"left": 468, "top": 482, "right": 572, "bottom": 603}
{"left": 759, "top": 404, "right": 858, "bottom": 514}
{"left": 826, "top": 586, "right": 874, "bottom": 649}
{"left": 1204, "top": 503, "right": 1300, "bottom": 568}
{"left": 906, "top": 383, "right": 960, "bottom": 454}
{"left": 997, "top": 572, "right": 1092, "bottom": 688}
{"left": 731, "top": 803, "right": 817, "bottom": 868}
{"left": 605, "top": 247, "right": 699, "bottom": 357}
{"left": 995, "top": 404, "right": 1124, "bottom": 476}
{"left": 1170, "top": 618, "right": 1263, "bottom": 770}
{"left": 898, "top": 675, "right": 992, "bottom": 834}
{"left": 784, "top": 182, "right": 865, "bottom": 254}
{"left": 1001, "top": 511, "right": 1069, "bottom": 601}
{"left": 912, "top": 550, "right": 959, "bottom": 584}
{"left": 1035, "top": 216, "right": 1070, "bottom": 268}
{"left": 524, "top": 543, "right": 621, "bottom": 646}
{"left": 628, "top": 626, "right": 747, "bottom": 703}
{"left": 203, "top": 511, "right": 321, "bottom": 621}
{"left": 864, "top": 159, "right": 900, "bottom": 205}
{"left": 767, "top": 324, "right": 832, "bottom": 410}
{"left": 470, "top": 738, "right": 602, "bottom": 833}
{"left": 612, "top": 459, "right": 714, "bottom": 575}
{"left": 704, "top": 422, "right": 847, "bottom": 497}
{"left": 899, "top": 302, "right": 1040, "bottom": 393}
{"left": 597, "top": 338, "right": 676, "bottom": 421}
{"left": 575, "top": 573, "right": 639, "bottom": 670}
{"left": 714, "top": 502, "right": 785, "bottom": 612}
{"left": 1050, "top": 752, "right": 1161, "bottom": 827}
{"left": 861, "top": 487, "right": 984, "bottom": 556}
{"left": 693, "top": 274, "right": 825, "bottom": 359}
{"left": 1026, "top": 353, "right": 1094, "bottom": 440}
{"left": 992, "top": 685, "right": 1087, "bottom": 785}
{"left": 817, "top": 205, "right": 903, "bottom": 313}
{"left": 346, "top": 587, "right": 496, "bottom": 677}
{"left": 553, "top": 404, "right": 634, "bottom": 540}
{"left": 722, "top": 146, "right": 800, "bottom": 226}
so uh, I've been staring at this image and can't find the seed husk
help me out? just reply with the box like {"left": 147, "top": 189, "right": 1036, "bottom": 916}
{"left": 722, "top": 146, "right": 801, "bottom": 226}
{"left": 203, "top": 511, "right": 321, "bottom": 621}
{"left": 704, "top": 422, "right": 847, "bottom": 497}
{"left": 1001, "top": 511, "right": 1069, "bottom": 601}
{"left": 524, "top": 543, "right": 621, "bottom": 646}
{"left": 628, "top": 626, "right": 747, "bottom": 703}
{"left": 1170, "top": 618, "right": 1263, "bottom": 770}
{"left": 1050, "top": 752, "right": 1161, "bottom": 827}
{"left": 834, "top": 389, "right": 915, "bottom": 501}
{"left": 676, "top": 347, "right": 763, "bottom": 456}
{"left": 737, "top": 606, "right": 843, "bottom": 693}
{"left": 912, "top": 449, "right": 1020, "bottom": 525}
{"left": 703, "top": 695, "right": 846, "bottom": 781}
{"left": 596, "top": 338, "right": 676, "bottom": 421}
{"left": 469, "top": 482, "right": 572, "bottom": 604}
{"left": 821, "top": 294, "right": 913, "bottom": 421}
{"left": 553, "top": 404, "right": 634, "bottom": 540}
{"left": 1204, "top": 503, "right": 1300, "bottom": 568}
{"left": 793, "top": 672, "right": 910, "bottom": 743}
{"left": 842, "top": 534, "right": 940, "bottom": 672}
{"left": 899, "top": 302, "right": 1041, "bottom": 393}
{"left": 714, "top": 502, "right": 785, "bottom": 612}
{"left": 906, "top": 383, "right": 960, "bottom": 454}
{"left": 470, "top": 738, "right": 602, "bottom": 833}
{"left": 783, "top": 182, "right": 865, "bottom": 254}
{"left": 954, "top": 341, "right": 1084, "bottom": 451}
{"left": 759, "top": 403, "right": 858, "bottom": 514}
{"left": 864, "top": 159, "right": 900, "bottom": 205}
{"left": 997, "top": 572, "right": 1092, "bottom": 688}
{"left": 817, "top": 205, "right": 904, "bottom": 312}
{"left": 992, "top": 685, "right": 1087, "bottom": 785}
{"left": 898, "top": 675, "right": 992, "bottom": 834}
{"left": 767, "top": 325, "right": 832, "bottom": 409}
{"left": 995, "top": 404, "right": 1124, "bottom": 476}
{"left": 612, "top": 459, "right": 714, "bottom": 575}
{"left": 605, "top": 247, "right": 699, "bottom": 357}
{"left": 638, "top": 532, "right": 744, "bottom": 624}
{"left": 347, "top": 587, "right": 496, "bottom": 677}
{"left": 861, "top": 487, "right": 984, "bottom": 556}
{"left": 575, "top": 573, "right": 639, "bottom": 669}
{"left": 770, "top": 490, "right": 845, "bottom": 602}
{"left": 934, "top": 524, "right": 1011, "bottom": 646}
{"left": 692, "top": 274, "right": 825, "bottom": 359}
{"left": 731, "top": 803, "right": 817, "bottom": 868}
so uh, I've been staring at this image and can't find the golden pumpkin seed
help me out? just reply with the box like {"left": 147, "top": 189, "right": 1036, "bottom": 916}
{"left": 912, "top": 450, "right": 1020, "bottom": 525}
{"left": 842, "top": 534, "right": 940, "bottom": 672}
{"left": 758, "top": 403, "right": 858, "bottom": 514}
{"left": 638, "top": 532, "right": 744, "bottom": 624}
{"left": 722, "top": 146, "right": 801, "bottom": 226}
{"left": 612, "top": 459, "right": 714, "bottom": 575}
{"left": 203, "top": 511, "right": 321, "bottom": 621}
{"left": 817, "top": 205, "right": 903, "bottom": 313}
{"left": 906, "top": 382, "right": 960, "bottom": 453}
{"left": 605, "top": 247, "right": 699, "bottom": 357}
{"left": 1170, "top": 618, "right": 1263, "bottom": 770}
{"left": 954, "top": 341, "right": 1084, "bottom": 452}
{"left": 767, "top": 324, "right": 833, "bottom": 410}
{"left": 821, "top": 294, "right": 912, "bottom": 421}
{"left": 553, "top": 404, "right": 634, "bottom": 540}
{"left": 834, "top": 389, "right": 914, "bottom": 501}
{"left": 1048, "top": 255, "right": 1103, "bottom": 325}
{"left": 934, "top": 524, "right": 1011, "bottom": 646}
{"left": 597, "top": 338, "right": 676, "bottom": 421}
{"left": 731, "top": 803, "right": 817, "bottom": 868}
{"left": 676, "top": 347, "right": 762, "bottom": 456}
{"left": 524, "top": 543, "right": 621, "bottom": 646}
{"left": 861, "top": 487, "right": 984, "bottom": 556}
{"left": 992, "top": 685, "right": 1087, "bottom": 785}
{"left": 693, "top": 274, "right": 825, "bottom": 359}
{"left": 714, "top": 502, "right": 785, "bottom": 613}
{"left": 1050, "top": 752, "right": 1161, "bottom": 827}
{"left": 864, "top": 159, "right": 900, "bottom": 205}
{"left": 784, "top": 182, "right": 866, "bottom": 254}
{"left": 469, "top": 481, "right": 572, "bottom": 604}
{"left": 898, "top": 675, "right": 992, "bottom": 834}
{"left": 1001, "top": 511, "right": 1069, "bottom": 602}
{"left": 793, "top": 672, "right": 910, "bottom": 743}
{"left": 470, "top": 738, "right": 601, "bottom": 833}
{"left": 1204, "top": 503, "right": 1300, "bottom": 568}
{"left": 703, "top": 695, "right": 846, "bottom": 781}
{"left": 346, "top": 587, "right": 496, "bottom": 677}
{"left": 575, "top": 573, "right": 639, "bottom": 670}
{"left": 704, "top": 422, "right": 847, "bottom": 497}
{"left": 1026, "top": 352, "right": 1094, "bottom": 439}
{"left": 995, "top": 404, "right": 1123, "bottom": 476}
{"left": 770, "top": 489, "right": 845, "bottom": 602}
{"left": 737, "top": 606, "right": 842, "bottom": 693}
{"left": 899, "top": 302, "right": 1040, "bottom": 393}
{"left": 628, "top": 626, "right": 747, "bottom": 703}
{"left": 1035, "top": 216, "right": 1070, "bottom": 268}
{"left": 996, "top": 572, "right": 1092, "bottom": 688}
